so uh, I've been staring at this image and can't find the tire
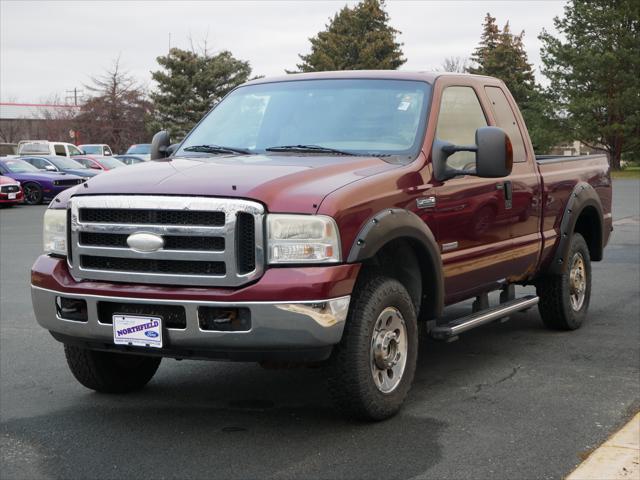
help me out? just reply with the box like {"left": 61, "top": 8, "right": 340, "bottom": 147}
{"left": 22, "top": 182, "right": 43, "bottom": 205}
{"left": 537, "top": 233, "right": 591, "bottom": 330}
{"left": 64, "top": 345, "right": 161, "bottom": 393}
{"left": 326, "top": 275, "right": 418, "bottom": 421}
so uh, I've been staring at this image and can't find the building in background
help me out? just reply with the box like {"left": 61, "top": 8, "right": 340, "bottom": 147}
{"left": 0, "top": 103, "right": 80, "bottom": 144}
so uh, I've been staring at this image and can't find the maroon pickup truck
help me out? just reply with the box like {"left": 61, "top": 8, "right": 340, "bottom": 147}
{"left": 31, "top": 71, "right": 612, "bottom": 420}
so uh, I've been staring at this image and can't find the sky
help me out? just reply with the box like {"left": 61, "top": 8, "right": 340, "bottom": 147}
{"left": 0, "top": 0, "right": 567, "bottom": 104}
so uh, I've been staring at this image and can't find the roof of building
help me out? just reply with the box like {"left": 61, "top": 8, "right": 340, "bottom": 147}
{"left": 0, "top": 103, "right": 80, "bottom": 120}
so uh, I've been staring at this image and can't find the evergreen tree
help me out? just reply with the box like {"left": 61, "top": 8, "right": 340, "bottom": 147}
{"left": 293, "top": 0, "right": 405, "bottom": 72}
{"left": 468, "top": 14, "right": 563, "bottom": 153}
{"left": 540, "top": 0, "right": 640, "bottom": 169}
{"left": 151, "top": 47, "right": 251, "bottom": 139}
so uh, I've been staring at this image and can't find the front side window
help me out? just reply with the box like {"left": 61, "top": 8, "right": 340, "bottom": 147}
{"left": 24, "top": 157, "right": 48, "bottom": 169}
{"left": 436, "top": 86, "right": 488, "bottom": 170}
{"left": 67, "top": 145, "right": 83, "bottom": 156}
{"left": 178, "top": 79, "right": 432, "bottom": 160}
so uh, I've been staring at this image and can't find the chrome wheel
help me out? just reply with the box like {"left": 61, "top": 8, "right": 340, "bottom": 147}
{"left": 370, "top": 307, "right": 407, "bottom": 393}
{"left": 569, "top": 252, "right": 587, "bottom": 311}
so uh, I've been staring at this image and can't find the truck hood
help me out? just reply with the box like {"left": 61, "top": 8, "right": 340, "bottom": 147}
{"left": 71, "top": 154, "right": 401, "bottom": 213}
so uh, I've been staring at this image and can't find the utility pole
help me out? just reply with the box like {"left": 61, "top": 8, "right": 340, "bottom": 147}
{"left": 65, "top": 88, "right": 83, "bottom": 106}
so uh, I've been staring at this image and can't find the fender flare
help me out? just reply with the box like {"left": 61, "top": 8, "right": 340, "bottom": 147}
{"left": 548, "top": 182, "right": 604, "bottom": 274}
{"left": 347, "top": 208, "right": 444, "bottom": 319}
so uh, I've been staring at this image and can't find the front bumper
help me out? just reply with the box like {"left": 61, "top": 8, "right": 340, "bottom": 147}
{"left": 31, "top": 256, "right": 360, "bottom": 361}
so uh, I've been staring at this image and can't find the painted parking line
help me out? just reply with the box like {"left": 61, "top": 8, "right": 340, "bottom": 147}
{"left": 567, "top": 412, "right": 639, "bottom": 480}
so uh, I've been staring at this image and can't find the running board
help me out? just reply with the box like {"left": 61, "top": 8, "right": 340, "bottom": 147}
{"left": 430, "top": 295, "right": 539, "bottom": 341}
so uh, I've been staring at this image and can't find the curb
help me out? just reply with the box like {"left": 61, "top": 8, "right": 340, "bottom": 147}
{"left": 567, "top": 412, "right": 640, "bottom": 480}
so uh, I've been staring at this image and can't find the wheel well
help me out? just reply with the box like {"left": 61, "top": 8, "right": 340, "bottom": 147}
{"left": 359, "top": 237, "right": 439, "bottom": 321}
{"left": 574, "top": 206, "right": 602, "bottom": 261}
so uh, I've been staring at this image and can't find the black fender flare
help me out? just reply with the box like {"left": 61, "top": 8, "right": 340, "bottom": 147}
{"left": 347, "top": 208, "right": 444, "bottom": 319}
{"left": 548, "top": 182, "right": 604, "bottom": 274}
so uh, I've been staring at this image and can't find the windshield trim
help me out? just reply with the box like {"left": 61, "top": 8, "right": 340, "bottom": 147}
{"left": 175, "top": 78, "right": 433, "bottom": 165}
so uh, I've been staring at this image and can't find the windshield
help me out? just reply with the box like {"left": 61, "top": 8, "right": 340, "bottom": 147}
{"left": 177, "top": 79, "right": 431, "bottom": 158}
{"left": 49, "top": 157, "right": 87, "bottom": 169}
{"left": 127, "top": 144, "right": 150, "bottom": 154}
{"left": 1, "top": 159, "right": 40, "bottom": 173}
{"left": 81, "top": 145, "right": 101, "bottom": 155}
{"left": 99, "top": 157, "right": 125, "bottom": 168}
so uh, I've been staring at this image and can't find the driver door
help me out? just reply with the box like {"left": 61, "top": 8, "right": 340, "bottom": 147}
{"left": 432, "top": 85, "right": 515, "bottom": 303}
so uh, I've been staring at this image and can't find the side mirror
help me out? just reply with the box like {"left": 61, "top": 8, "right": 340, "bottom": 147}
{"left": 150, "top": 130, "right": 171, "bottom": 160}
{"left": 432, "top": 126, "right": 513, "bottom": 181}
{"left": 91, "top": 164, "right": 101, "bottom": 170}
{"left": 44, "top": 165, "right": 56, "bottom": 171}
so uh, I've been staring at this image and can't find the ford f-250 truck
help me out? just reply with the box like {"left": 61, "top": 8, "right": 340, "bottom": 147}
{"left": 31, "top": 71, "right": 612, "bottom": 420}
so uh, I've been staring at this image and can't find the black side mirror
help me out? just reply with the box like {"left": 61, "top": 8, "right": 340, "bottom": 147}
{"left": 166, "top": 143, "right": 179, "bottom": 156}
{"left": 432, "top": 126, "right": 513, "bottom": 181}
{"left": 150, "top": 130, "right": 171, "bottom": 160}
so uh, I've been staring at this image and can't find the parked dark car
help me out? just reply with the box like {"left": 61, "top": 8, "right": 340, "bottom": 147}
{"left": 0, "top": 158, "right": 84, "bottom": 205}
{"left": 0, "top": 175, "right": 24, "bottom": 206}
{"left": 72, "top": 155, "right": 125, "bottom": 171}
{"left": 125, "top": 143, "right": 151, "bottom": 160}
{"left": 20, "top": 155, "right": 99, "bottom": 179}
{"left": 114, "top": 155, "right": 148, "bottom": 166}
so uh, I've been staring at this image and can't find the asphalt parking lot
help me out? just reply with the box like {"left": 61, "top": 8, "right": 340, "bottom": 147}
{"left": 1, "top": 180, "right": 638, "bottom": 480}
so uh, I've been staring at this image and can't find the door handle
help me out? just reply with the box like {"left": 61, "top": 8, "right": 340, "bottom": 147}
{"left": 496, "top": 181, "right": 513, "bottom": 209}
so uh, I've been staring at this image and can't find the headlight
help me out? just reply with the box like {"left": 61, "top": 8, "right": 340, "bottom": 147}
{"left": 267, "top": 214, "right": 340, "bottom": 264}
{"left": 43, "top": 209, "right": 67, "bottom": 256}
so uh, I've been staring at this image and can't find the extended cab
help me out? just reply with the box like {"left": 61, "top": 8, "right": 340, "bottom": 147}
{"left": 31, "top": 72, "right": 612, "bottom": 420}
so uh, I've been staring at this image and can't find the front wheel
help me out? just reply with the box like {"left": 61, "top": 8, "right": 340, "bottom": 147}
{"left": 64, "top": 345, "right": 161, "bottom": 393}
{"left": 326, "top": 276, "right": 418, "bottom": 421}
{"left": 537, "top": 233, "right": 592, "bottom": 330}
{"left": 22, "top": 182, "right": 43, "bottom": 205}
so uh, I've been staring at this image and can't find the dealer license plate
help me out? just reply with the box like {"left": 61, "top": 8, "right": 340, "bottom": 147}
{"left": 113, "top": 315, "right": 162, "bottom": 348}
{"left": 8, "top": 193, "right": 16, "bottom": 199}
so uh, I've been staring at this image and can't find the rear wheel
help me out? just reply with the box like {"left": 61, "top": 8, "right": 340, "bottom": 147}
{"left": 537, "top": 233, "right": 591, "bottom": 330}
{"left": 326, "top": 276, "right": 418, "bottom": 421}
{"left": 22, "top": 182, "right": 43, "bottom": 205}
{"left": 64, "top": 345, "right": 161, "bottom": 393}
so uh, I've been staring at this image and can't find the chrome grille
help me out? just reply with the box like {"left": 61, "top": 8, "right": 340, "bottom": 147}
{"left": 68, "top": 195, "right": 264, "bottom": 287}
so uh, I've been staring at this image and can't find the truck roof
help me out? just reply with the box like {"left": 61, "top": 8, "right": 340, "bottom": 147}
{"left": 245, "top": 70, "right": 499, "bottom": 86}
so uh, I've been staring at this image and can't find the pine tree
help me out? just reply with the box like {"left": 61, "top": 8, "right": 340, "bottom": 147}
{"left": 293, "top": 0, "right": 405, "bottom": 72}
{"left": 468, "top": 14, "right": 563, "bottom": 153}
{"left": 540, "top": 0, "right": 640, "bottom": 169}
{"left": 150, "top": 47, "right": 252, "bottom": 139}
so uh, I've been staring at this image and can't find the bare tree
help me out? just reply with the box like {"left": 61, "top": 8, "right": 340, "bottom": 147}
{"left": 76, "top": 57, "right": 152, "bottom": 152}
{"left": 441, "top": 56, "right": 469, "bottom": 73}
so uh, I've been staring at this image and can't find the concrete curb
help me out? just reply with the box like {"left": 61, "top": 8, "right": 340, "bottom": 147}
{"left": 567, "top": 412, "right": 639, "bottom": 480}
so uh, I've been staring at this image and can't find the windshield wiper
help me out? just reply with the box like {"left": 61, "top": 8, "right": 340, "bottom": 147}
{"left": 183, "top": 144, "right": 251, "bottom": 155}
{"left": 265, "top": 144, "right": 357, "bottom": 156}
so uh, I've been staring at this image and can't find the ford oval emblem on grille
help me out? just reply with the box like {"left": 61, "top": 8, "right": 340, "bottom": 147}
{"left": 127, "top": 233, "right": 164, "bottom": 253}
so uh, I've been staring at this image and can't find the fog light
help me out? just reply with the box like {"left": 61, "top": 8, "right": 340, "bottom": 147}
{"left": 56, "top": 297, "right": 87, "bottom": 322}
{"left": 198, "top": 307, "right": 251, "bottom": 331}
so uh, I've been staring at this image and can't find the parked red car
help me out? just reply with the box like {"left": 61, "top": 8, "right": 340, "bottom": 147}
{"left": 0, "top": 175, "right": 24, "bottom": 206}
{"left": 72, "top": 155, "right": 125, "bottom": 171}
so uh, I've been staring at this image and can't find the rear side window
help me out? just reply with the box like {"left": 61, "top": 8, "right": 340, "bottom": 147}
{"left": 485, "top": 86, "right": 527, "bottom": 162}
{"left": 436, "top": 86, "right": 487, "bottom": 170}
{"left": 54, "top": 144, "right": 66, "bottom": 156}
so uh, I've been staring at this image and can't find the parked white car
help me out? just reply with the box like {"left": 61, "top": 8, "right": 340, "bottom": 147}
{"left": 78, "top": 144, "right": 114, "bottom": 156}
{"left": 18, "top": 140, "right": 83, "bottom": 157}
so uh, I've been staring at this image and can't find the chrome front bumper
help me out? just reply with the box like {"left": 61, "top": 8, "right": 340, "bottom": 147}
{"left": 31, "top": 285, "right": 350, "bottom": 359}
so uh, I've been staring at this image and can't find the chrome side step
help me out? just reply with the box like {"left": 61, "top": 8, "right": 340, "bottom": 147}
{"left": 431, "top": 295, "right": 539, "bottom": 341}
